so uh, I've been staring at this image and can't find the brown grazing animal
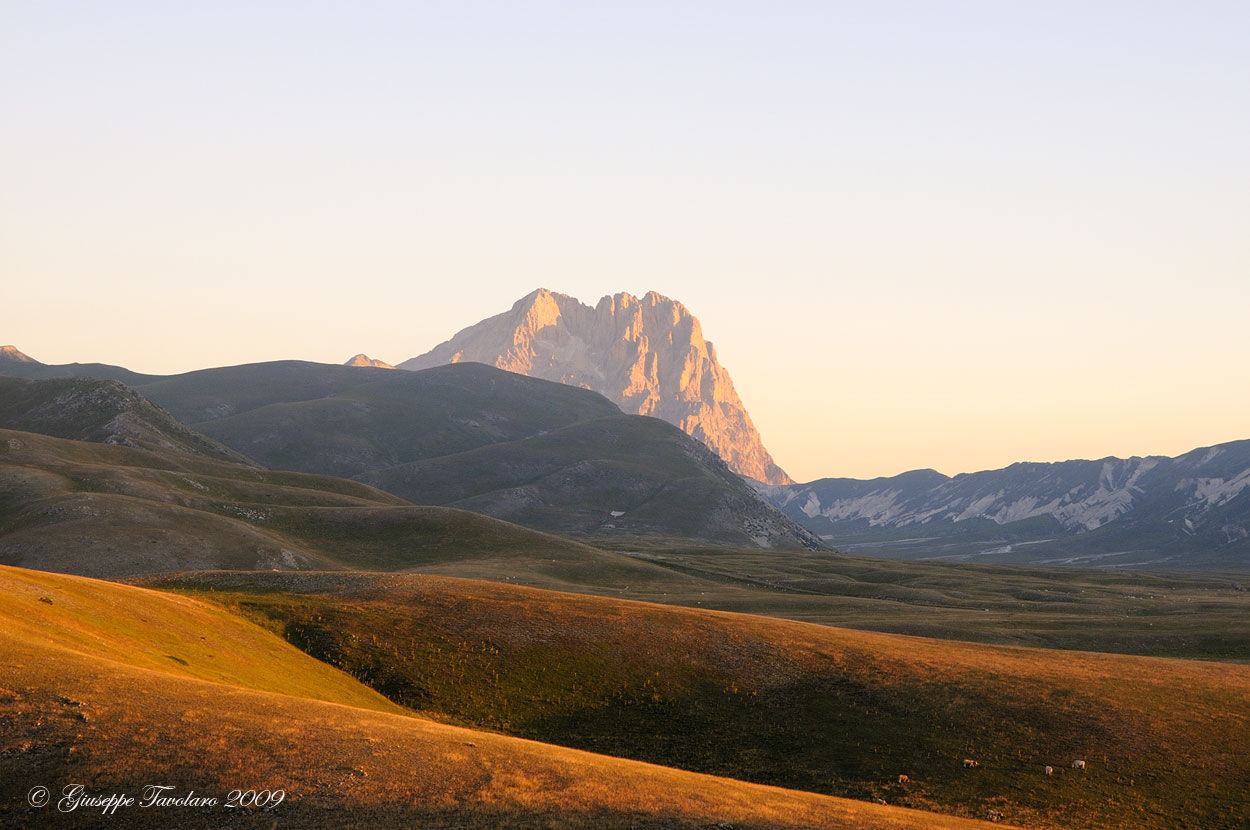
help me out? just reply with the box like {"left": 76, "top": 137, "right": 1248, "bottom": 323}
{"left": 897, "top": 774, "right": 910, "bottom": 783}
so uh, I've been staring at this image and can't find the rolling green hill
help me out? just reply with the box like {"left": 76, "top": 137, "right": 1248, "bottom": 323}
{"left": 0, "top": 427, "right": 689, "bottom": 588}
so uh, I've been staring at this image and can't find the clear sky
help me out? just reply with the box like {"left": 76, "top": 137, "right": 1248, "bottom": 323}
{"left": 3, "top": 2, "right": 1248, "bottom": 482}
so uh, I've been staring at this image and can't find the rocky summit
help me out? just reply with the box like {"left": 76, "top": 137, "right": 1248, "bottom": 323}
{"left": 344, "top": 353, "right": 394, "bottom": 369}
{"left": 0, "top": 345, "right": 37, "bottom": 363}
{"left": 398, "top": 289, "right": 792, "bottom": 485}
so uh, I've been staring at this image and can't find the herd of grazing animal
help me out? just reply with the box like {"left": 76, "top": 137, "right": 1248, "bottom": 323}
{"left": 946, "top": 758, "right": 1084, "bottom": 774}
{"left": 882, "top": 758, "right": 1088, "bottom": 810}
{"left": 885, "top": 760, "right": 1090, "bottom": 790}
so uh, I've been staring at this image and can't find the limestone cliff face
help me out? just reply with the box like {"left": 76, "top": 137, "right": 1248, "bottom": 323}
{"left": 398, "top": 289, "right": 792, "bottom": 485}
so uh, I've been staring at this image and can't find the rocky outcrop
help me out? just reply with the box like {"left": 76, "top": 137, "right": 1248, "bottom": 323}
{"left": 344, "top": 354, "right": 394, "bottom": 369}
{"left": 0, "top": 376, "right": 256, "bottom": 465}
{"left": 398, "top": 289, "right": 792, "bottom": 485}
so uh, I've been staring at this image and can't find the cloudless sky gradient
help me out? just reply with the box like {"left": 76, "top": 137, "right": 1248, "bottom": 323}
{"left": 3, "top": 2, "right": 1248, "bottom": 481}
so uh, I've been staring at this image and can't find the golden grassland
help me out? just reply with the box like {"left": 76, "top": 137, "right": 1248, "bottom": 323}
{"left": 0, "top": 566, "right": 1002, "bottom": 829}
{"left": 607, "top": 547, "right": 1250, "bottom": 658}
{"left": 148, "top": 570, "right": 1250, "bottom": 830}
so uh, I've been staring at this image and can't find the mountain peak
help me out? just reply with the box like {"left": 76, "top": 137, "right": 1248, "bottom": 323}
{"left": 344, "top": 354, "right": 394, "bottom": 369}
{"left": 513, "top": 287, "right": 572, "bottom": 330}
{"left": 398, "top": 290, "right": 793, "bottom": 485}
{"left": 0, "top": 345, "right": 38, "bottom": 363}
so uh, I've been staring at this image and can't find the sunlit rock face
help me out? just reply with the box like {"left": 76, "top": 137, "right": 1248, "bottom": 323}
{"left": 0, "top": 345, "right": 37, "bottom": 363}
{"left": 398, "top": 288, "right": 792, "bottom": 485}
{"left": 344, "top": 354, "right": 394, "bottom": 369}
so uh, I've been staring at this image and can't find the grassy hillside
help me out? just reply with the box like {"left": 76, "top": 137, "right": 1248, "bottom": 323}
{"left": 0, "top": 565, "right": 402, "bottom": 710}
{"left": 148, "top": 570, "right": 1250, "bottom": 830}
{"left": 0, "top": 428, "right": 687, "bottom": 588}
{"left": 0, "top": 376, "right": 253, "bottom": 465}
{"left": 362, "top": 414, "right": 820, "bottom": 548}
{"left": 0, "top": 566, "right": 997, "bottom": 830}
{"left": 613, "top": 547, "right": 1250, "bottom": 662}
{"left": 138, "top": 360, "right": 622, "bottom": 475}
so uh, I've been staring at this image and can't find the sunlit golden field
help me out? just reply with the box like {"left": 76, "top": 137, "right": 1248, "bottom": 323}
{"left": 0, "top": 566, "right": 1004, "bottom": 829}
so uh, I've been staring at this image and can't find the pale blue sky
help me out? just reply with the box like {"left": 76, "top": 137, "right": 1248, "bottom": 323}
{"left": 3, "top": 2, "right": 1248, "bottom": 480}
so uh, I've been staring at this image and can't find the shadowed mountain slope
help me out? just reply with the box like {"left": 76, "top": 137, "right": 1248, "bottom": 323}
{"left": 359, "top": 413, "right": 821, "bottom": 548}
{"left": 1, "top": 356, "right": 818, "bottom": 547}
{"left": 140, "top": 361, "right": 620, "bottom": 478}
{"left": 132, "top": 360, "right": 819, "bottom": 549}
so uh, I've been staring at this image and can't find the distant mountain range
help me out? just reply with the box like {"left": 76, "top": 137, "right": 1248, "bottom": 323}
{"left": 396, "top": 289, "right": 793, "bottom": 485}
{"left": 755, "top": 444, "right": 1250, "bottom": 570}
